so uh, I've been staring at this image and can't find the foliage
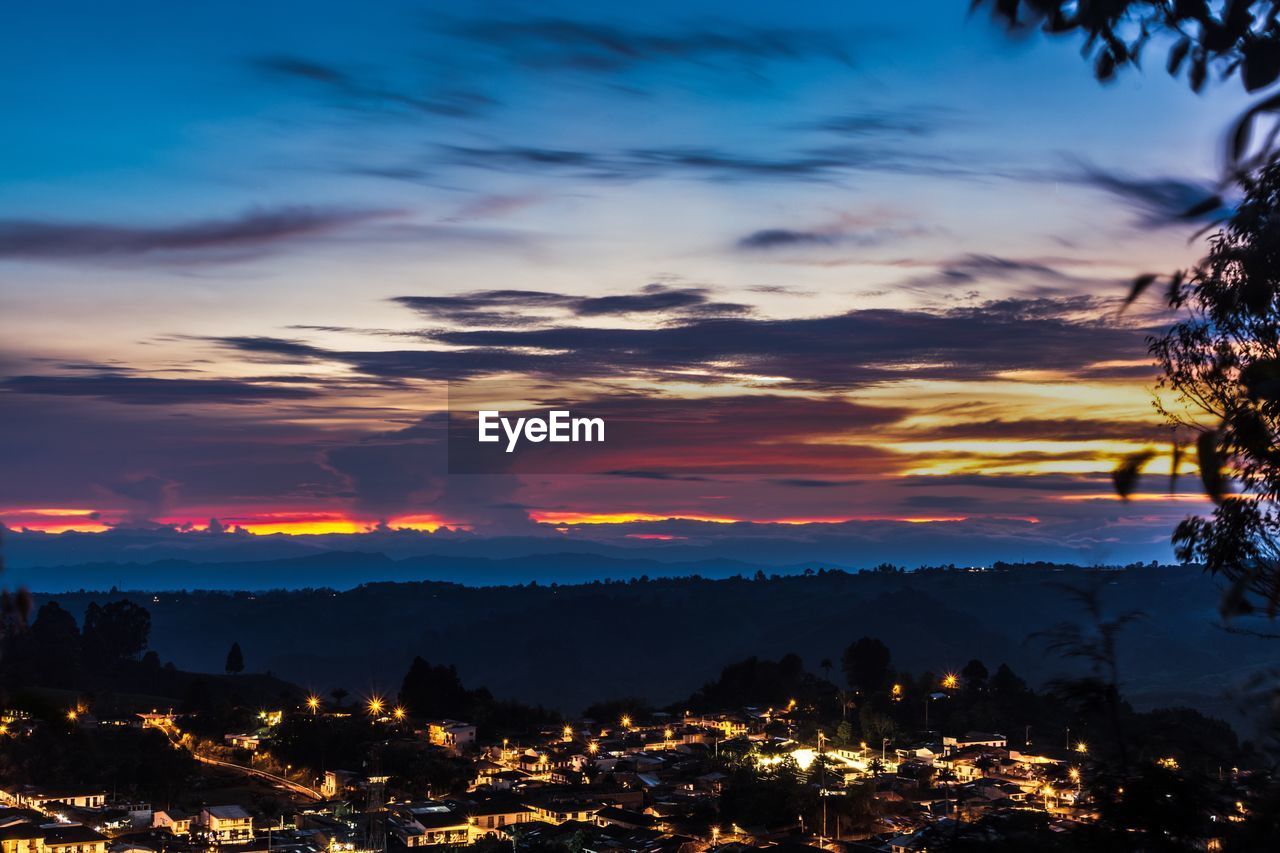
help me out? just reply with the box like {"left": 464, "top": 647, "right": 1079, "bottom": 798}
{"left": 841, "top": 636, "right": 892, "bottom": 694}
{"left": 225, "top": 641, "right": 245, "bottom": 675}
{"left": 83, "top": 599, "right": 150, "bottom": 665}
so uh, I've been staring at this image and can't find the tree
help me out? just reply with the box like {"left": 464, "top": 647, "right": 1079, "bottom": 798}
{"left": 973, "top": 1, "right": 1280, "bottom": 177}
{"left": 5, "top": 601, "right": 81, "bottom": 688}
{"left": 225, "top": 641, "right": 245, "bottom": 675}
{"left": 842, "top": 637, "right": 891, "bottom": 694}
{"left": 398, "top": 657, "right": 472, "bottom": 719}
{"left": 1149, "top": 162, "right": 1280, "bottom": 619}
{"left": 961, "top": 658, "right": 989, "bottom": 692}
{"left": 82, "top": 600, "right": 150, "bottom": 665}
{"left": 990, "top": 663, "right": 1027, "bottom": 693}
{"left": 975, "top": 0, "right": 1280, "bottom": 625}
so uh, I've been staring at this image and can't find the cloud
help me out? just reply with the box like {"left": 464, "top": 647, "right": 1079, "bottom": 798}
{"left": 737, "top": 229, "right": 840, "bottom": 250}
{"left": 435, "top": 141, "right": 977, "bottom": 185}
{"left": 0, "top": 206, "right": 394, "bottom": 264}
{"left": 798, "top": 108, "right": 950, "bottom": 138}
{"left": 455, "top": 17, "right": 852, "bottom": 74}
{"left": 392, "top": 283, "right": 748, "bottom": 326}
{"left": 208, "top": 292, "right": 1154, "bottom": 395}
{"left": 253, "top": 55, "right": 494, "bottom": 118}
{"left": 2, "top": 373, "right": 324, "bottom": 405}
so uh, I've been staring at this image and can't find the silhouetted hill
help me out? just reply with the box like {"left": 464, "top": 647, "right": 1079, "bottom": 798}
{"left": 26, "top": 563, "right": 1275, "bottom": 732}
{"left": 8, "top": 550, "right": 795, "bottom": 591}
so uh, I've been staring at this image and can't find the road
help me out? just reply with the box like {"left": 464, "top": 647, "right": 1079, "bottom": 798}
{"left": 152, "top": 723, "right": 324, "bottom": 801}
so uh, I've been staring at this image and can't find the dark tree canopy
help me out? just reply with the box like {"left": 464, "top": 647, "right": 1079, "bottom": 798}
{"left": 1154, "top": 162, "right": 1280, "bottom": 616}
{"left": 225, "top": 641, "right": 244, "bottom": 675}
{"left": 961, "top": 658, "right": 990, "bottom": 690}
{"left": 82, "top": 600, "right": 150, "bottom": 665}
{"left": 842, "top": 637, "right": 892, "bottom": 694}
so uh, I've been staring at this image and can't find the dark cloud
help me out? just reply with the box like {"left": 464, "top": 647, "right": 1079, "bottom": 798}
{"left": 253, "top": 55, "right": 494, "bottom": 118}
{"left": 736, "top": 223, "right": 926, "bottom": 252}
{"left": 210, "top": 293, "right": 1154, "bottom": 390}
{"left": 456, "top": 18, "right": 852, "bottom": 74}
{"left": 799, "top": 108, "right": 949, "bottom": 138}
{"left": 737, "top": 229, "right": 840, "bottom": 250}
{"left": 101, "top": 474, "right": 180, "bottom": 523}
{"left": 437, "top": 142, "right": 975, "bottom": 185}
{"left": 392, "top": 283, "right": 748, "bottom": 325}
{"left": 2, "top": 373, "right": 323, "bottom": 405}
{"left": 0, "top": 207, "right": 393, "bottom": 263}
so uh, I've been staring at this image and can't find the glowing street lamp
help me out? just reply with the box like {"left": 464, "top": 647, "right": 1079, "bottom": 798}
{"left": 941, "top": 673, "right": 958, "bottom": 690}
{"left": 393, "top": 706, "right": 407, "bottom": 721}
{"left": 620, "top": 714, "right": 632, "bottom": 730}
{"left": 563, "top": 724, "right": 574, "bottom": 741}
{"left": 588, "top": 741, "right": 600, "bottom": 755}
{"left": 891, "top": 683, "right": 903, "bottom": 701}
{"left": 307, "top": 695, "right": 321, "bottom": 715}
{"left": 1075, "top": 741, "right": 1088, "bottom": 755}
{"left": 367, "top": 696, "right": 385, "bottom": 716}
{"left": 66, "top": 709, "right": 78, "bottom": 722}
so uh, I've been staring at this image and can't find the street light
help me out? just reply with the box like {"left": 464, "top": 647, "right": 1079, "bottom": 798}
{"left": 367, "top": 696, "right": 385, "bottom": 716}
{"left": 393, "top": 706, "right": 407, "bottom": 721}
{"left": 307, "top": 695, "right": 321, "bottom": 715}
{"left": 620, "top": 714, "right": 632, "bottom": 730}
{"left": 1075, "top": 741, "right": 1088, "bottom": 755}
{"left": 588, "top": 741, "right": 600, "bottom": 755}
{"left": 942, "top": 673, "right": 958, "bottom": 690}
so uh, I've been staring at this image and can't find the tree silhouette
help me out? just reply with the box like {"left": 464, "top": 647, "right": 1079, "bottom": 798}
{"left": 82, "top": 600, "right": 150, "bottom": 665}
{"left": 960, "top": 658, "right": 989, "bottom": 692}
{"left": 841, "top": 637, "right": 891, "bottom": 694}
{"left": 224, "top": 641, "right": 245, "bottom": 675}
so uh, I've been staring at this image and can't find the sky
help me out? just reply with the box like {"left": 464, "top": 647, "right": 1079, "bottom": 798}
{"left": 0, "top": 0, "right": 1250, "bottom": 568}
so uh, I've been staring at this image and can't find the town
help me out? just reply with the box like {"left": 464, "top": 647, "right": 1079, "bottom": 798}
{"left": 0, "top": 613, "right": 1270, "bottom": 853}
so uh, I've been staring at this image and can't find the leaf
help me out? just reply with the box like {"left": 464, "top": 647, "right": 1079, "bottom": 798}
{"left": 1243, "top": 40, "right": 1280, "bottom": 92}
{"left": 1121, "top": 273, "right": 1159, "bottom": 312}
{"left": 1112, "top": 449, "right": 1155, "bottom": 500}
{"left": 1095, "top": 49, "right": 1117, "bottom": 81}
{"left": 1197, "top": 429, "right": 1226, "bottom": 504}
{"left": 1226, "top": 92, "right": 1280, "bottom": 172}
{"left": 1240, "top": 358, "right": 1280, "bottom": 400}
{"left": 1219, "top": 571, "right": 1255, "bottom": 620}
{"left": 1167, "top": 37, "right": 1192, "bottom": 75}
{"left": 1178, "top": 194, "right": 1223, "bottom": 220}
{"left": 1166, "top": 269, "right": 1186, "bottom": 304}
{"left": 1190, "top": 53, "right": 1207, "bottom": 92}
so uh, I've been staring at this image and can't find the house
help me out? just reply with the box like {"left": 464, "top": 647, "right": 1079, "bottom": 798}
{"left": 387, "top": 803, "right": 470, "bottom": 847}
{"left": 200, "top": 806, "right": 254, "bottom": 844}
{"left": 153, "top": 810, "right": 194, "bottom": 836}
{"left": 0, "top": 789, "right": 107, "bottom": 811}
{"left": 526, "top": 800, "right": 599, "bottom": 825}
{"left": 321, "top": 771, "right": 359, "bottom": 799}
{"left": 43, "top": 825, "right": 109, "bottom": 853}
{"left": 943, "top": 732, "right": 1007, "bottom": 753}
{"left": 224, "top": 734, "right": 260, "bottom": 751}
{"left": 452, "top": 798, "right": 535, "bottom": 836}
{"left": 0, "top": 823, "right": 109, "bottom": 853}
{"left": 426, "top": 721, "right": 476, "bottom": 750}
